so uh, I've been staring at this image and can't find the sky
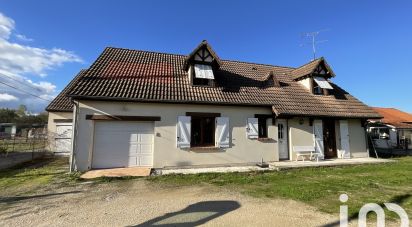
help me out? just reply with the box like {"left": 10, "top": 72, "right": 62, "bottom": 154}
{"left": 0, "top": 0, "right": 411, "bottom": 113}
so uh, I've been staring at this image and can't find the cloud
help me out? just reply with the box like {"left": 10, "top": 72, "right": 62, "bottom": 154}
{"left": 15, "top": 34, "right": 33, "bottom": 42}
{"left": 0, "top": 93, "right": 18, "bottom": 102}
{"left": 0, "top": 12, "right": 14, "bottom": 39}
{"left": 0, "top": 12, "right": 82, "bottom": 113}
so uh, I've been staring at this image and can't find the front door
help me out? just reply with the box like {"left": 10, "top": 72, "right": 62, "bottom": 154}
{"left": 278, "top": 119, "right": 289, "bottom": 160}
{"left": 323, "top": 119, "right": 337, "bottom": 159}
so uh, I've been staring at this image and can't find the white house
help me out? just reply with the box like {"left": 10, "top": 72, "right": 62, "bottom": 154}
{"left": 47, "top": 41, "right": 381, "bottom": 171}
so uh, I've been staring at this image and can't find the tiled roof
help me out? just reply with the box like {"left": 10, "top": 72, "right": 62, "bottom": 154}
{"left": 290, "top": 57, "right": 335, "bottom": 80}
{"left": 67, "top": 46, "right": 380, "bottom": 118}
{"left": 371, "top": 107, "right": 412, "bottom": 128}
{"left": 184, "top": 40, "right": 221, "bottom": 69}
{"left": 46, "top": 70, "right": 86, "bottom": 112}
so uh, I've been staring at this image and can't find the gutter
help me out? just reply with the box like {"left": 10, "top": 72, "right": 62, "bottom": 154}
{"left": 69, "top": 98, "right": 79, "bottom": 172}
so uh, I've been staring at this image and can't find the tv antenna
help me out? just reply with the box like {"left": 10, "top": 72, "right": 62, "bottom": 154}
{"left": 300, "top": 29, "right": 329, "bottom": 60}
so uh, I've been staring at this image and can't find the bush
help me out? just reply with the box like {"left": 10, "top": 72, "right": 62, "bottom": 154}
{"left": 0, "top": 145, "right": 8, "bottom": 156}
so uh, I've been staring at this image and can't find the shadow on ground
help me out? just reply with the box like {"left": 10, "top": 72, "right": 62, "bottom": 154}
{"left": 132, "top": 200, "right": 241, "bottom": 227}
{"left": 320, "top": 194, "right": 411, "bottom": 227}
{"left": 0, "top": 190, "right": 82, "bottom": 204}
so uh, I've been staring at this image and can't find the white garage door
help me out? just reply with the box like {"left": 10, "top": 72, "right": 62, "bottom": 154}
{"left": 55, "top": 123, "right": 72, "bottom": 154}
{"left": 92, "top": 121, "right": 154, "bottom": 169}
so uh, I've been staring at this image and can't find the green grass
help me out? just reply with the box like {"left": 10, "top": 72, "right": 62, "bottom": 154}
{"left": 149, "top": 157, "right": 412, "bottom": 219}
{"left": 0, "top": 157, "right": 77, "bottom": 196}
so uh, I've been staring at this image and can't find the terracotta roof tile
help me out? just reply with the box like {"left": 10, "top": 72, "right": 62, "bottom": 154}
{"left": 66, "top": 47, "right": 380, "bottom": 118}
{"left": 45, "top": 70, "right": 86, "bottom": 112}
{"left": 290, "top": 57, "right": 335, "bottom": 80}
{"left": 371, "top": 107, "right": 412, "bottom": 128}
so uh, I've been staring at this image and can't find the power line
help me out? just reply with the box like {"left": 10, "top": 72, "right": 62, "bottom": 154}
{"left": 0, "top": 72, "right": 42, "bottom": 92}
{"left": 0, "top": 80, "right": 52, "bottom": 102}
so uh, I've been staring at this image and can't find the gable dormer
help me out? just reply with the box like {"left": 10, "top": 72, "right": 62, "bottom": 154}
{"left": 185, "top": 40, "right": 221, "bottom": 86}
{"left": 291, "top": 57, "right": 335, "bottom": 95}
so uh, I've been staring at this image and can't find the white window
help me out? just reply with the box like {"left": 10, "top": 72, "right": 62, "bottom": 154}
{"left": 177, "top": 115, "right": 230, "bottom": 148}
{"left": 194, "top": 64, "right": 215, "bottom": 79}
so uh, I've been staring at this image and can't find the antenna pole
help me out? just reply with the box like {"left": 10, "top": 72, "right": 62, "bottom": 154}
{"left": 301, "top": 30, "right": 328, "bottom": 60}
{"left": 312, "top": 35, "right": 316, "bottom": 60}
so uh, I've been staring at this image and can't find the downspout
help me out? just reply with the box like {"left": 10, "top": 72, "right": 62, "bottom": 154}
{"left": 69, "top": 98, "right": 79, "bottom": 172}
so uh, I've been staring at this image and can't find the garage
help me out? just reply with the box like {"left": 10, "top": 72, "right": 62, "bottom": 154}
{"left": 55, "top": 123, "right": 72, "bottom": 154}
{"left": 92, "top": 121, "right": 154, "bottom": 169}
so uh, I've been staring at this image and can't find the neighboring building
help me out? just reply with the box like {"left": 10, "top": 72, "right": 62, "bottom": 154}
{"left": 0, "top": 123, "right": 16, "bottom": 138}
{"left": 45, "top": 70, "right": 86, "bottom": 155}
{"left": 58, "top": 40, "right": 380, "bottom": 171}
{"left": 367, "top": 107, "right": 412, "bottom": 150}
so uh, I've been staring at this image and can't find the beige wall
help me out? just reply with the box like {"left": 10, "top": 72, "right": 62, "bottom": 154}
{"left": 73, "top": 101, "right": 278, "bottom": 171}
{"left": 288, "top": 117, "right": 314, "bottom": 160}
{"left": 298, "top": 78, "right": 312, "bottom": 91}
{"left": 287, "top": 118, "right": 369, "bottom": 159}
{"left": 47, "top": 111, "right": 73, "bottom": 152}
{"left": 348, "top": 119, "right": 368, "bottom": 157}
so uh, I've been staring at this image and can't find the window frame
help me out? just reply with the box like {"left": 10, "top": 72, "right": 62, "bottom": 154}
{"left": 313, "top": 83, "right": 323, "bottom": 95}
{"left": 186, "top": 112, "right": 220, "bottom": 148}
{"left": 258, "top": 118, "right": 268, "bottom": 139}
{"left": 191, "top": 59, "right": 215, "bottom": 87}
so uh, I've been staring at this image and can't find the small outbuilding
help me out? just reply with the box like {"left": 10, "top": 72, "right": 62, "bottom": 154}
{"left": 368, "top": 107, "right": 412, "bottom": 150}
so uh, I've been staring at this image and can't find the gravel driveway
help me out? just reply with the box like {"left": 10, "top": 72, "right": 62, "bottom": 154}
{"left": 0, "top": 179, "right": 341, "bottom": 226}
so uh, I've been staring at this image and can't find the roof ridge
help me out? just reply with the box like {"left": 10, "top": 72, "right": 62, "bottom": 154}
{"left": 105, "top": 46, "right": 295, "bottom": 69}
{"left": 293, "top": 57, "right": 323, "bottom": 70}
{"left": 221, "top": 58, "right": 295, "bottom": 69}
{"left": 105, "top": 46, "right": 187, "bottom": 57}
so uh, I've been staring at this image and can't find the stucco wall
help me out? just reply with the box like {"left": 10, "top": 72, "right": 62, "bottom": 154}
{"left": 287, "top": 118, "right": 369, "bottom": 159}
{"left": 348, "top": 119, "right": 368, "bottom": 158}
{"left": 73, "top": 101, "right": 278, "bottom": 171}
{"left": 288, "top": 117, "right": 314, "bottom": 160}
{"left": 47, "top": 111, "right": 73, "bottom": 152}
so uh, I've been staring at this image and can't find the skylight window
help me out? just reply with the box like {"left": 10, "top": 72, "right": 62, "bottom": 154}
{"left": 194, "top": 64, "right": 214, "bottom": 79}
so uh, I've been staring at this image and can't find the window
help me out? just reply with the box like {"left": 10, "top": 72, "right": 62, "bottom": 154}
{"left": 192, "top": 64, "right": 214, "bottom": 86}
{"left": 258, "top": 118, "right": 268, "bottom": 138}
{"left": 313, "top": 77, "right": 333, "bottom": 95}
{"left": 193, "top": 78, "right": 212, "bottom": 86}
{"left": 278, "top": 123, "right": 284, "bottom": 139}
{"left": 313, "top": 85, "right": 323, "bottom": 95}
{"left": 194, "top": 64, "right": 214, "bottom": 79}
{"left": 191, "top": 116, "right": 215, "bottom": 147}
{"left": 370, "top": 128, "right": 390, "bottom": 140}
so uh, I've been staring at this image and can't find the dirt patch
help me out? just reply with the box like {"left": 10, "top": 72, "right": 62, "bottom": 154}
{"left": 0, "top": 179, "right": 341, "bottom": 226}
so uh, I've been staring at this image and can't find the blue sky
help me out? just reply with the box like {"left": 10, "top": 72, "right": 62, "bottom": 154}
{"left": 0, "top": 0, "right": 411, "bottom": 113}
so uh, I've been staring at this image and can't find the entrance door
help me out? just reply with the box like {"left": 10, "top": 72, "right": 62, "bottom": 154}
{"left": 323, "top": 119, "right": 337, "bottom": 159}
{"left": 278, "top": 119, "right": 289, "bottom": 160}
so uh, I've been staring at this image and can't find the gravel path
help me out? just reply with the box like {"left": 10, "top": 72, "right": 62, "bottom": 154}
{"left": 0, "top": 180, "right": 343, "bottom": 226}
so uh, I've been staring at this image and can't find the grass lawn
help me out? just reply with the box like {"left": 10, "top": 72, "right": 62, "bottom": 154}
{"left": 149, "top": 157, "right": 412, "bottom": 220}
{"left": 0, "top": 157, "right": 76, "bottom": 197}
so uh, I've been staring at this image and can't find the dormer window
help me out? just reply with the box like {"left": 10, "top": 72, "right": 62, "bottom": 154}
{"left": 292, "top": 57, "right": 335, "bottom": 96}
{"left": 193, "top": 64, "right": 214, "bottom": 86}
{"left": 185, "top": 40, "right": 222, "bottom": 87}
{"left": 194, "top": 64, "right": 214, "bottom": 79}
{"left": 313, "top": 84, "right": 323, "bottom": 95}
{"left": 313, "top": 76, "right": 333, "bottom": 95}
